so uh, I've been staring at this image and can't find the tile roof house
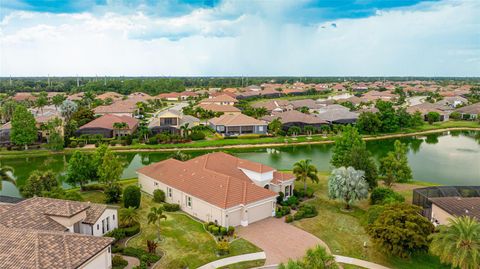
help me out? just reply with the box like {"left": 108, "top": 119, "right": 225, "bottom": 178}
{"left": 96, "top": 91, "right": 124, "bottom": 101}
{"left": 197, "top": 103, "right": 241, "bottom": 114}
{"left": 406, "top": 103, "right": 452, "bottom": 121}
{"left": 0, "top": 197, "right": 117, "bottom": 269}
{"left": 455, "top": 102, "right": 480, "bottom": 119}
{"left": 200, "top": 94, "right": 238, "bottom": 105}
{"left": 156, "top": 92, "right": 182, "bottom": 101}
{"left": 148, "top": 109, "right": 200, "bottom": 135}
{"left": 262, "top": 110, "right": 327, "bottom": 131}
{"left": 137, "top": 152, "right": 295, "bottom": 227}
{"left": 251, "top": 100, "right": 293, "bottom": 112}
{"left": 76, "top": 114, "right": 139, "bottom": 138}
{"left": 312, "top": 104, "right": 359, "bottom": 124}
{"left": 362, "top": 90, "right": 398, "bottom": 102}
{"left": 429, "top": 197, "right": 480, "bottom": 226}
{"left": 93, "top": 99, "right": 139, "bottom": 117}
{"left": 209, "top": 114, "right": 268, "bottom": 136}
{"left": 0, "top": 228, "right": 114, "bottom": 269}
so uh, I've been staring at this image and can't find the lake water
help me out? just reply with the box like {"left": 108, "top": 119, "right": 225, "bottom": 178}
{"left": 1, "top": 131, "right": 479, "bottom": 197}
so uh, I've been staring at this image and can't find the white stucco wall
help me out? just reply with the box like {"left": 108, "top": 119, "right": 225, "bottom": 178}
{"left": 92, "top": 208, "right": 118, "bottom": 236}
{"left": 80, "top": 246, "right": 112, "bottom": 269}
{"left": 431, "top": 204, "right": 453, "bottom": 226}
{"left": 239, "top": 169, "right": 273, "bottom": 187}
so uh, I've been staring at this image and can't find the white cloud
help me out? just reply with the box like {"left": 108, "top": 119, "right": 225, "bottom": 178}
{"left": 0, "top": 0, "right": 479, "bottom": 76}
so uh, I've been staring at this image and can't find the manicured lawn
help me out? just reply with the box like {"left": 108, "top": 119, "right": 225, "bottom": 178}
{"left": 217, "top": 259, "right": 266, "bottom": 269}
{"left": 127, "top": 194, "right": 262, "bottom": 269}
{"left": 291, "top": 173, "right": 449, "bottom": 269}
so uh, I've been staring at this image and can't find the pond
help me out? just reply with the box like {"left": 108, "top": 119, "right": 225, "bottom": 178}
{"left": 1, "top": 131, "right": 479, "bottom": 198}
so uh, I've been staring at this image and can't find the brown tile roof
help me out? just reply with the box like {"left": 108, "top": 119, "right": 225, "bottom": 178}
{"left": 456, "top": 102, "right": 480, "bottom": 115}
{"left": 0, "top": 197, "right": 110, "bottom": 230}
{"left": 0, "top": 227, "right": 113, "bottom": 269}
{"left": 262, "top": 110, "right": 327, "bottom": 125}
{"left": 202, "top": 94, "right": 238, "bottom": 103}
{"left": 197, "top": 104, "right": 241, "bottom": 113}
{"left": 156, "top": 92, "right": 180, "bottom": 99}
{"left": 96, "top": 91, "right": 124, "bottom": 101}
{"left": 272, "top": 171, "right": 295, "bottom": 184}
{"left": 79, "top": 114, "right": 139, "bottom": 130}
{"left": 430, "top": 197, "right": 480, "bottom": 220}
{"left": 137, "top": 152, "right": 277, "bottom": 209}
{"left": 12, "top": 92, "right": 36, "bottom": 102}
{"left": 251, "top": 100, "right": 291, "bottom": 111}
{"left": 406, "top": 103, "right": 450, "bottom": 115}
{"left": 209, "top": 113, "right": 267, "bottom": 126}
{"left": 94, "top": 99, "right": 138, "bottom": 114}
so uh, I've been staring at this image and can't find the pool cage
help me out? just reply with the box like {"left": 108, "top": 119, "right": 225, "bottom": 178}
{"left": 412, "top": 186, "right": 480, "bottom": 218}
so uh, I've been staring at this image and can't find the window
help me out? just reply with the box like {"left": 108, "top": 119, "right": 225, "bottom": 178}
{"left": 258, "top": 126, "right": 264, "bottom": 132}
{"left": 186, "top": 196, "right": 192, "bottom": 208}
{"left": 106, "top": 217, "right": 110, "bottom": 232}
{"left": 102, "top": 219, "right": 105, "bottom": 234}
{"left": 154, "top": 182, "right": 159, "bottom": 186}
{"left": 97, "top": 224, "right": 99, "bottom": 230}
{"left": 167, "top": 187, "right": 172, "bottom": 198}
{"left": 113, "top": 214, "right": 115, "bottom": 220}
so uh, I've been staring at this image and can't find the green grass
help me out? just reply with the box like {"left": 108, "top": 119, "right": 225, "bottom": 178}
{"left": 127, "top": 194, "right": 261, "bottom": 269}
{"left": 68, "top": 178, "right": 139, "bottom": 204}
{"left": 217, "top": 259, "right": 266, "bottom": 269}
{"left": 291, "top": 174, "right": 449, "bottom": 269}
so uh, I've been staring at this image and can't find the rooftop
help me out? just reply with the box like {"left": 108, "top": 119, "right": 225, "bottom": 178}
{"left": 430, "top": 197, "right": 480, "bottom": 220}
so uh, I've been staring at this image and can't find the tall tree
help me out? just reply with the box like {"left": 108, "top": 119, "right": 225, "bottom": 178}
{"left": 0, "top": 165, "right": 15, "bottom": 191}
{"left": 430, "top": 216, "right": 480, "bottom": 269}
{"left": 0, "top": 100, "right": 16, "bottom": 123}
{"left": 65, "top": 151, "right": 95, "bottom": 190}
{"left": 293, "top": 159, "right": 319, "bottom": 194}
{"left": 379, "top": 140, "right": 412, "bottom": 187}
{"left": 147, "top": 206, "right": 167, "bottom": 241}
{"left": 11, "top": 105, "right": 37, "bottom": 150}
{"left": 268, "top": 118, "right": 282, "bottom": 136}
{"left": 347, "top": 145, "right": 378, "bottom": 189}
{"left": 59, "top": 99, "right": 78, "bottom": 122}
{"left": 98, "top": 149, "right": 123, "bottom": 186}
{"left": 357, "top": 112, "right": 382, "bottom": 134}
{"left": 330, "top": 126, "right": 363, "bottom": 167}
{"left": 51, "top": 94, "right": 66, "bottom": 110}
{"left": 375, "top": 100, "right": 399, "bottom": 133}
{"left": 35, "top": 92, "right": 48, "bottom": 114}
{"left": 71, "top": 107, "right": 95, "bottom": 127}
{"left": 328, "top": 167, "right": 369, "bottom": 210}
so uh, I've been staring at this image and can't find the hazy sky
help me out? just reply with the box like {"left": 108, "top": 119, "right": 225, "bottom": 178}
{"left": 1, "top": 0, "right": 479, "bottom": 76}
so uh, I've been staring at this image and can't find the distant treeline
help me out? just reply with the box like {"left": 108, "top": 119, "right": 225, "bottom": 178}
{"left": 0, "top": 76, "right": 479, "bottom": 95}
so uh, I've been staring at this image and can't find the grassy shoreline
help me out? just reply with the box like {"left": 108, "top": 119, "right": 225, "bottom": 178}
{"left": 1, "top": 121, "right": 478, "bottom": 159}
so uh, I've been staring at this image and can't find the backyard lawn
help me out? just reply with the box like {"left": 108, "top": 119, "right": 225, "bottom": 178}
{"left": 126, "top": 195, "right": 262, "bottom": 269}
{"left": 291, "top": 173, "right": 449, "bottom": 269}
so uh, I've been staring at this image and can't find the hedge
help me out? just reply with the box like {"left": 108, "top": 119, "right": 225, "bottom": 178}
{"left": 293, "top": 203, "right": 318, "bottom": 220}
{"left": 163, "top": 203, "right": 180, "bottom": 212}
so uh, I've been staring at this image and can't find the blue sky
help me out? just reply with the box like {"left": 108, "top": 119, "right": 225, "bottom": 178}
{"left": 0, "top": 0, "right": 479, "bottom": 76}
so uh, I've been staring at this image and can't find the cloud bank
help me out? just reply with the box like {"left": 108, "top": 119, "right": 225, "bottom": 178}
{"left": 0, "top": 0, "right": 479, "bottom": 76}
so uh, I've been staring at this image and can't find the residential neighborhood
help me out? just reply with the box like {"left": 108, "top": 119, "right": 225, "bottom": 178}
{"left": 1, "top": 0, "right": 479, "bottom": 268}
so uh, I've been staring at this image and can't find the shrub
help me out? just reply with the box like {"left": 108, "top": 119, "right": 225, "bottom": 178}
{"left": 285, "top": 215, "right": 294, "bottom": 223}
{"left": 112, "top": 255, "right": 128, "bottom": 268}
{"left": 82, "top": 183, "right": 106, "bottom": 191}
{"left": 216, "top": 240, "right": 230, "bottom": 255}
{"left": 449, "top": 111, "right": 462, "bottom": 120}
{"left": 78, "top": 141, "right": 85, "bottom": 147}
{"left": 69, "top": 141, "right": 78, "bottom": 148}
{"left": 294, "top": 187, "right": 314, "bottom": 198}
{"left": 294, "top": 203, "right": 318, "bottom": 220}
{"left": 105, "top": 184, "right": 122, "bottom": 204}
{"left": 125, "top": 135, "right": 133, "bottom": 145}
{"left": 112, "top": 245, "right": 124, "bottom": 253}
{"left": 366, "top": 205, "right": 386, "bottom": 224}
{"left": 123, "top": 224, "right": 141, "bottom": 237}
{"left": 211, "top": 226, "right": 220, "bottom": 235}
{"left": 122, "top": 247, "right": 161, "bottom": 265}
{"left": 123, "top": 186, "right": 141, "bottom": 209}
{"left": 105, "top": 228, "right": 126, "bottom": 241}
{"left": 220, "top": 227, "right": 227, "bottom": 236}
{"left": 276, "top": 191, "right": 285, "bottom": 204}
{"left": 370, "top": 187, "right": 405, "bottom": 205}
{"left": 189, "top": 131, "right": 205, "bottom": 141}
{"left": 227, "top": 226, "right": 235, "bottom": 236}
{"left": 163, "top": 203, "right": 180, "bottom": 212}
{"left": 110, "top": 140, "right": 117, "bottom": 146}
{"left": 275, "top": 206, "right": 291, "bottom": 218}
{"left": 281, "top": 196, "right": 299, "bottom": 208}
{"left": 153, "top": 189, "right": 166, "bottom": 203}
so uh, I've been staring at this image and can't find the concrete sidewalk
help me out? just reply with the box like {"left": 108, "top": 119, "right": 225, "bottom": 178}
{"left": 197, "top": 252, "right": 266, "bottom": 269}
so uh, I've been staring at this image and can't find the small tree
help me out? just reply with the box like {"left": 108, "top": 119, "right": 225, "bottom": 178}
{"left": 328, "top": 167, "right": 369, "bottom": 210}
{"left": 123, "top": 185, "right": 141, "bottom": 209}
{"left": 104, "top": 183, "right": 122, "bottom": 204}
{"left": 357, "top": 112, "right": 382, "bottom": 134}
{"left": 119, "top": 207, "right": 140, "bottom": 228}
{"left": 11, "top": 105, "right": 37, "bottom": 150}
{"left": 147, "top": 206, "right": 167, "bottom": 241}
{"left": 426, "top": 111, "right": 441, "bottom": 124}
{"left": 52, "top": 94, "right": 66, "bottom": 110}
{"left": 170, "top": 151, "right": 192, "bottom": 161}
{"left": 379, "top": 140, "right": 412, "bottom": 187}
{"left": 367, "top": 203, "right": 434, "bottom": 258}
{"left": 303, "top": 126, "right": 316, "bottom": 137}
{"left": 59, "top": 100, "right": 78, "bottom": 122}
{"left": 429, "top": 216, "right": 480, "bottom": 269}
{"left": 279, "top": 245, "right": 338, "bottom": 269}
{"left": 98, "top": 149, "right": 123, "bottom": 186}
{"left": 21, "top": 170, "right": 58, "bottom": 198}
{"left": 268, "top": 118, "right": 282, "bottom": 136}
{"left": 288, "top": 126, "right": 301, "bottom": 137}
{"left": 293, "top": 159, "right": 319, "bottom": 195}
{"left": 153, "top": 189, "right": 166, "bottom": 203}
{"left": 65, "top": 151, "right": 95, "bottom": 190}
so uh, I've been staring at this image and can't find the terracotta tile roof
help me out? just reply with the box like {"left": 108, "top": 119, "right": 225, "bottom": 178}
{"left": 67, "top": 92, "right": 84, "bottom": 101}
{"left": 94, "top": 99, "right": 138, "bottom": 114}
{"left": 0, "top": 197, "right": 110, "bottom": 230}
{"left": 79, "top": 114, "right": 139, "bottom": 130}
{"left": 209, "top": 113, "right": 267, "bottom": 126}
{"left": 202, "top": 94, "right": 238, "bottom": 103}
{"left": 96, "top": 91, "right": 124, "bottom": 101}
{"left": 197, "top": 104, "right": 241, "bottom": 113}
{"left": 12, "top": 92, "right": 36, "bottom": 102}
{"left": 0, "top": 227, "right": 113, "bottom": 269}
{"left": 272, "top": 171, "right": 295, "bottom": 184}
{"left": 430, "top": 197, "right": 480, "bottom": 220}
{"left": 156, "top": 92, "right": 180, "bottom": 99}
{"left": 251, "top": 100, "right": 291, "bottom": 111}
{"left": 137, "top": 152, "right": 277, "bottom": 209}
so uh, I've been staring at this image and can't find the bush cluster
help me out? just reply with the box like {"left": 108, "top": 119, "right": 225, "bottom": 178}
{"left": 280, "top": 196, "right": 299, "bottom": 209}
{"left": 293, "top": 187, "right": 315, "bottom": 199}
{"left": 275, "top": 205, "right": 291, "bottom": 218}
{"left": 370, "top": 187, "right": 405, "bottom": 205}
{"left": 162, "top": 203, "right": 180, "bottom": 212}
{"left": 205, "top": 222, "right": 235, "bottom": 237}
{"left": 293, "top": 204, "right": 318, "bottom": 220}
{"left": 112, "top": 255, "right": 128, "bottom": 268}
{"left": 123, "top": 186, "right": 141, "bottom": 209}
{"left": 148, "top": 133, "right": 189, "bottom": 145}
{"left": 82, "top": 183, "right": 106, "bottom": 191}
{"left": 216, "top": 240, "right": 230, "bottom": 255}
{"left": 153, "top": 189, "right": 165, "bottom": 203}
{"left": 122, "top": 247, "right": 161, "bottom": 265}
{"left": 189, "top": 132, "right": 205, "bottom": 141}
{"left": 104, "top": 224, "right": 141, "bottom": 241}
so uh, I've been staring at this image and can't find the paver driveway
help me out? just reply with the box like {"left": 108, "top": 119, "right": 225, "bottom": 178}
{"left": 236, "top": 217, "right": 329, "bottom": 265}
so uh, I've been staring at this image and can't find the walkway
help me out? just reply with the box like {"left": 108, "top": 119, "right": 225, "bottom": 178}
{"left": 120, "top": 255, "right": 140, "bottom": 269}
{"left": 334, "top": 255, "right": 391, "bottom": 269}
{"left": 197, "top": 252, "right": 266, "bottom": 269}
{"left": 236, "top": 218, "right": 328, "bottom": 265}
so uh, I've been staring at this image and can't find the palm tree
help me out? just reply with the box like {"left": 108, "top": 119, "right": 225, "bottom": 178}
{"left": 304, "top": 245, "right": 338, "bottom": 269}
{"left": 430, "top": 216, "right": 480, "bottom": 269}
{"left": 147, "top": 206, "right": 167, "bottom": 241}
{"left": 328, "top": 167, "right": 369, "bottom": 210}
{"left": 0, "top": 165, "right": 15, "bottom": 190}
{"left": 113, "top": 122, "right": 129, "bottom": 137}
{"left": 293, "top": 159, "right": 319, "bottom": 194}
{"left": 180, "top": 123, "right": 190, "bottom": 138}
{"left": 119, "top": 207, "right": 140, "bottom": 228}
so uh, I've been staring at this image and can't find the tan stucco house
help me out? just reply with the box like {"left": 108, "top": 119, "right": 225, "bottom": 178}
{"left": 429, "top": 197, "right": 480, "bottom": 226}
{"left": 137, "top": 152, "right": 295, "bottom": 227}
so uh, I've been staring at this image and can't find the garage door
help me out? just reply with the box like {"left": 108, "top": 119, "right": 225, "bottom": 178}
{"left": 227, "top": 209, "right": 242, "bottom": 227}
{"left": 248, "top": 201, "right": 273, "bottom": 224}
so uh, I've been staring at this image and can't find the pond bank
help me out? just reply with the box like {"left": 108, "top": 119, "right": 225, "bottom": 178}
{"left": 1, "top": 126, "right": 479, "bottom": 158}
